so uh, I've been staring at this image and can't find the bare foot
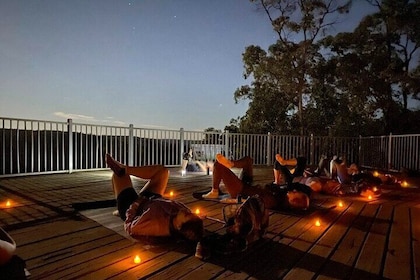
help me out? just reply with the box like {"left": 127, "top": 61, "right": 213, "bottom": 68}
{"left": 215, "top": 154, "right": 234, "bottom": 168}
{"left": 105, "top": 154, "right": 125, "bottom": 176}
{"left": 275, "top": 154, "right": 285, "bottom": 165}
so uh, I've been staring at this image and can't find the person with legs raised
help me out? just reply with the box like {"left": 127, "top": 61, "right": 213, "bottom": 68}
{"left": 106, "top": 154, "right": 204, "bottom": 242}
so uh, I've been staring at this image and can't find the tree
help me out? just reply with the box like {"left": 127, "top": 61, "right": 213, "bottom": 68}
{"left": 366, "top": 0, "right": 420, "bottom": 110}
{"left": 236, "top": 0, "right": 352, "bottom": 135}
{"left": 224, "top": 118, "right": 241, "bottom": 133}
{"left": 203, "top": 127, "right": 222, "bottom": 143}
{"left": 319, "top": 0, "right": 420, "bottom": 134}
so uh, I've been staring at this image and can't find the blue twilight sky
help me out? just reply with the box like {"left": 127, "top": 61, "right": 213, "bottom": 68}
{"left": 0, "top": 0, "right": 378, "bottom": 131}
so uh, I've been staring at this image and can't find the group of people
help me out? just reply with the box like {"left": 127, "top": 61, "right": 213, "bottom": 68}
{"left": 105, "top": 151, "right": 383, "bottom": 256}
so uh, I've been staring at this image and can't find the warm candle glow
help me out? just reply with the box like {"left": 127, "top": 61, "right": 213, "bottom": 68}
{"left": 372, "top": 186, "right": 378, "bottom": 192}
{"left": 373, "top": 171, "right": 379, "bottom": 177}
{"left": 195, "top": 208, "right": 200, "bottom": 215}
{"left": 169, "top": 191, "right": 174, "bottom": 197}
{"left": 368, "top": 195, "right": 372, "bottom": 200}
{"left": 315, "top": 219, "right": 321, "bottom": 227}
{"left": 338, "top": 201, "right": 343, "bottom": 207}
{"left": 401, "top": 181, "right": 409, "bottom": 188}
{"left": 134, "top": 255, "right": 141, "bottom": 264}
{"left": 6, "top": 200, "right": 11, "bottom": 207}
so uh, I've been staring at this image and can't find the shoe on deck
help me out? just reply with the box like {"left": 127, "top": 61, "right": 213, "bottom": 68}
{"left": 202, "top": 189, "right": 219, "bottom": 199}
{"left": 112, "top": 210, "right": 120, "bottom": 217}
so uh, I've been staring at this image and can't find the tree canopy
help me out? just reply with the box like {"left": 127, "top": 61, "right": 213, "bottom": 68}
{"left": 231, "top": 0, "right": 420, "bottom": 136}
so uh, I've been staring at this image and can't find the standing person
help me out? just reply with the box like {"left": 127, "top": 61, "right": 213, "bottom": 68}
{"left": 201, "top": 154, "right": 310, "bottom": 210}
{"left": 106, "top": 154, "right": 204, "bottom": 242}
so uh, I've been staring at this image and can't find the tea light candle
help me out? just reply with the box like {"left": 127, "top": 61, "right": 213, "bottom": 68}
{"left": 315, "top": 219, "right": 321, "bottom": 227}
{"left": 134, "top": 255, "right": 141, "bottom": 264}
{"left": 338, "top": 201, "right": 343, "bottom": 207}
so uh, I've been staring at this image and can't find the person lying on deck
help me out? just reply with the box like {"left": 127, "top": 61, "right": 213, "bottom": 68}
{"left": 274, "top": 154, "right": 382, "bottom": 198}
{"left": 201, "top": 154, "right": 310, "bottom": 210}
{"left": 181, "top": 149, "right": 213, "bottom": 173}
{"left": 105, "top": 154, "right": 204, "bottom": 242}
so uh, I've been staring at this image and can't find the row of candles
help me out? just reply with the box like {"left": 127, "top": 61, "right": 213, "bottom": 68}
{"left": 373, "top": 170, "right": 410, "bottom": 187}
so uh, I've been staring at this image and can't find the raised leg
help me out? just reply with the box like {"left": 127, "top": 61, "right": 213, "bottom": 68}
{"left": 211, "top": 161, "right": 244, "bottom": 199}
{"left": 216, "top": 154, "right": 253, "bottom": 184}
{"left": 106, "top": 154, "right": 169, "bottom": 196}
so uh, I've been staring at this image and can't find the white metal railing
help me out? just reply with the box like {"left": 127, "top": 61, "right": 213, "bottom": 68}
{"left": 1, "top": 117, "right": 419, "bottom": 177}
{"left": 359, "top": 134, "right": 420, "bottom": 172}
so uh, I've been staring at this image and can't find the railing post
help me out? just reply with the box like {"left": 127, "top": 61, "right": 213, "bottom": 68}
{"left": 128, "top": 124, "right": 134, "bottom": 166}
{"left": 310, "top": 133, "right": 314, "bottom": 166}
{"left": 68, "top": 119, "right": 73, "bottom": 174}
{"left": 267, "top": 132, "right": 271, "bottom": 166}
{"left": 387, "top": 133, "right": 393, "bottom": 171}
{"left": 224, "top": 130, "right": 229, "bottom": 159}
{"left": 180, "top": 128, "right": 185, "bottom": 166}
{"left": 358, "top": 135, "right": 362, "bottom": 167}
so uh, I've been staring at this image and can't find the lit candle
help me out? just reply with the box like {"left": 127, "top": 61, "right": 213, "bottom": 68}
{"left": 134, "top": 255, "right": 141, "bottom": 264}
{"left": 5, "top": 200, "right": 11, "bottom": 207}
{"left": 373, "top": 171, "right": 379, "bottom": 177}
{"left": 401, "top": 181, "right": 409, "bottom": 188}
{"left": 169, "top": 191, "right": 174, "bottom": 197}
{"left": 368, "top": 195, "right": 372, "bottom": 200}
{"left": 195, "top": 208, "right": 200, "bottom": 215}
{"left": 338, "top": 201, "right": 343, "bottom": 207}
{"left": 315, "top": 219, "right": 321, "bottom": 227}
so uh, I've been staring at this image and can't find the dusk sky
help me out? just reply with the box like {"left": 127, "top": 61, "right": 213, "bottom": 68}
{"left": 0, "top": 0, "right": 378, "bottom": 131}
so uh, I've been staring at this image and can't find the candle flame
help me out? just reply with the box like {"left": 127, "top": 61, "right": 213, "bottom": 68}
{"left": 169, "top": 191, "right": 174, "bottom": 197}
{"left": 401, "top": 181, "right": 409, "bottom": 188}
{"left": 368, "top": 195, "right": 372, "bottom": 200}
{"left": 195, "top": 208, "right": 200, "bottom": 215}
{"left": 315, "top": 220, "right": 321, "bottom": 227}
{"left": 134, "top": 255, "right": 141, "bottom": 264}
{"left": 5, "top": 200, "right": 11, "bottom": 207}
{"left": 373, "top": 171, "right": 379, "bottom": 177}
{"left": 338, "top": 201, "right": 343, "bottom": 207}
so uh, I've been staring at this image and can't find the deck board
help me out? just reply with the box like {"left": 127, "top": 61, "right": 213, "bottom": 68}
{"left": 383, "top": 206, "right": 412, "bottom": 280}
{"left": 1, "top": 168, "right": 420, "bottom": 279}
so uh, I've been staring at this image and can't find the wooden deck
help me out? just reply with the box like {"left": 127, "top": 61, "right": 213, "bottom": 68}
{"left": 1, "top": 167, "right": 420, "bottom": 280}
